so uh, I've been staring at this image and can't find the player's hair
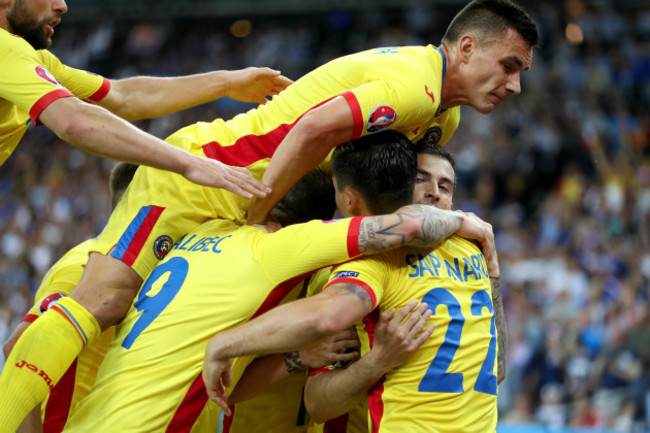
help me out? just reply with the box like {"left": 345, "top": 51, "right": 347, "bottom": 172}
{"left": 332, "top": 131, "right": 417, "bottom": 215}
{"left": 415, "top": 140, "right": 456, "bottom": 169}
{"left": 109, "top": 163, "right": 138, "bottom": 210}
{"left": 270, "top": 169, "right": 336, "bottom": 226}
{"left": 442, "top": 0, "right": 539, "bottom": 48}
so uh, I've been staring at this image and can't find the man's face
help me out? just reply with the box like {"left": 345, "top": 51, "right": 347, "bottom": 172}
{"left": 413, "top": 153, "right": 455, "bottom": 211}
{"left": 6, "top": 0, "right": 67, "bottom": 49}
{"left": 461, "top": 28, "right": 533, "bottom": 114}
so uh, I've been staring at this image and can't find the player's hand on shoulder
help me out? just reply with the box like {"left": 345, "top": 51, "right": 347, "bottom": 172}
{"left": 226, "top": 67, "right": 294, "bottom": 105}
{"left": 183, "top": 155, "right": 271, "bottom": 199}
{"left": 455, "top": 210, "right": 496, "bottom": 267}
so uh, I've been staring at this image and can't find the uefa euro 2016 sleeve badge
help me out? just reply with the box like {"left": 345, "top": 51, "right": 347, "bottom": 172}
{"left": 153, "top": 235, "right": 174, "bottom": 260}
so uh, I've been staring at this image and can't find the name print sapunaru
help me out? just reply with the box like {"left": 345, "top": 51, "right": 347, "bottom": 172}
{"left": 406, "top": 252, "right": 489, "bottom": 282}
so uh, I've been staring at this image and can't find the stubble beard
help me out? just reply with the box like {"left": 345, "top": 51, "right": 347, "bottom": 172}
{"left": 6, "top": 0, "right": 53, "bottom": 49}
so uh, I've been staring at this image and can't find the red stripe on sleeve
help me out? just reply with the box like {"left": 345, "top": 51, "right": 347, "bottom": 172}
{"left": 87, "top": 77, "right": 110, "bottom": 102}
{"left": 324, "top": 277, "right": 377, "bottom": 309}
{"left": 346, "top": 216, "right": 363, "bottom": 258}
{"left": 22, "top": 314, "right": 39, "bottom": 323}
{"left": 121, "top": 205, "right": 165, "bottom": 267}
{"left": 29, "top": 89, "right": 74, "bottom": 125}
{"left": 43, "top": 359, "right": 77, "bottom": 433}
{"left": 341, "top": 91, "right": 363, "bottom": 139}
{"left": 165, "top": 373, "right": 209, "bottom": 433}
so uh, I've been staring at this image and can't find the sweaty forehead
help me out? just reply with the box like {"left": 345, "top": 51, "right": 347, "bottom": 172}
{"left": 501, "top": 28, "right": 534, "bottom": 70}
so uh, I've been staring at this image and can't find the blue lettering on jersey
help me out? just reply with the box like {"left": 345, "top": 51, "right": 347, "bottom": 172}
{"left": 373, "top": 47, "right": 399, "bottom": 54}
{"left": 334, "top": 271, "right": 359, "bottom": 279}
{"left": 172, "top": 234, "right": 231, "bottom": 254}
{"left": 444, "top": 258, "right": 464, "bottom": 282}
{"left": 406, "top": 253, "right": 442, "bottom": 278}
{"left": 408, "top": 253, "right": 487, "bottom": 281}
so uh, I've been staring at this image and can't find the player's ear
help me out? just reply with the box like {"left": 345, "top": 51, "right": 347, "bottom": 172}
{"left": 345, "top": 188, "right": 362, "bottom": 216}
{"left": 458, "top": 34, "right": 477, "bottom": 63}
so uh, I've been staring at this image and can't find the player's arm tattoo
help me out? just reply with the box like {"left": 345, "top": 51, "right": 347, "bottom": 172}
{"left": 283, "top": 351, "right": 305, "bottom": 374}
{"left": 490, "top": 276, "right": 507, "bottom": 382}
{"left": 330, "top": 282, "right": 374, "bottom": 313}
{"left": 357, "top": 205, "right": 462, "bottom": 254}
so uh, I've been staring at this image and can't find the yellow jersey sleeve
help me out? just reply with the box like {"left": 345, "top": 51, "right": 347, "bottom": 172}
{"left": 38, "top": 50, "right": 109, "bottom": 103}
{"left": 324, "top": 256, "right": 392, "bottom": 310}
{"left": 253, "top": 217, "right": 363, "bottom": 286}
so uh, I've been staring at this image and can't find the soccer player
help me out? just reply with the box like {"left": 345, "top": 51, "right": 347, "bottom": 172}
{"left": 0, "top": 0, "right": 531, "bottom": 426}
{"left": 2, "top": 162, "right": 138, "bottom": 433}
{"left": 247, "top": 0, "right": 539, "bottom": 223}
{"left": 0, "top": 0, "right": 287, "bottom": 196}
{"left": 59, "top": 154, "right": 492, "bottom": 432}
{"left": 203, "top": 139, "right": 501, "bottom": 432}
{"left": 303, "top": 142, "right": 506, "bottom": 432}
{"left": 218, "top": 138, "right": 500, "bottom": 433}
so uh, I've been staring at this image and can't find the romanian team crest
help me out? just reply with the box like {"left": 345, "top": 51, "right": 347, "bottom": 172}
{"left": 38, "top": 293, "right": 65, "bottom": 313}
{"left": 34, "top": 66, "right": 64, "bottom": 87}
{"left": 423, "top": 127, "right": 443, "bottom": 145}
{"left": 153, "top": 235, "right": 174, "bottom": 260}
{"left": 366, "top": 105, "right": 397, "bottom": 133}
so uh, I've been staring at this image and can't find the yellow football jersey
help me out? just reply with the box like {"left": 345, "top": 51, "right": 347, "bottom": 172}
{"left": 0, "top": 28, "right": 108, "bottom": 165}
{"left": 64, "top": 216, "right": 364, "bottom": 433}
{"left": 325, "top": 235, "right": 498, "bottom": 433}
{"left": 94, "top": 44, "right": 460, "bottom": 280}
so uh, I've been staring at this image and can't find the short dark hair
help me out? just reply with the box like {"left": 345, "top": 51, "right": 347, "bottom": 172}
{"left": 270, "top": 169, "right": 335, "bottom": 226}
{"left": 332, "top": 131, "right": 417, "bottom": 215}
{"left": 442, "top": 0, "right": 539, "bottom": 48}
{"left": 109, "top": 163, "right": 139, "bottom": 210}
{"left": 414, "top": 140, "right": 456, "bottom": 170}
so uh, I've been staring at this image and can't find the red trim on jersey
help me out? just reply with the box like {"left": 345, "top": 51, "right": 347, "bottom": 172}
{"left": 341, "top": 91, "right": 363, "bottom": 139}
{"left": 346, "top": 216, "right": 363, "bottom": 258}
{"left": 251, "top": 272, "right": 313, "bottom": 319}
{"left": 43, "top": 359, "right": 77, "bottom": 433}
{"left": 121, "top": 205, "right": 165, "bottom": 267}
{"left": 22, "top": 313, "right": 39, "bottom": 323}
{"left": 324, "top": 277, "right": 377, "bottom": 309}
{"left": 222, "top": 405, "right": 235, "bottom": 433}
{"left": 368, "top": 376, "right": 386, "bottom": 433}
{"left": 87, "top": 77, "right": 110, "bottom": 102}
{"left": 29, "top": 89, "right": 74, "bottom": 126}
{"left": 201, "top": 97, "right": 336, "bottom": 166}
{"left": 166, "top": 373, "right": 209, "bottom": 433}
{"left": 324, "top": 413, "right": 349, "bottom": 433}
{"left": 363, "top": 308, "right": 385, "bottom": 433}
{"left": 51, "top": 305, "right": 86, "bottom": 346}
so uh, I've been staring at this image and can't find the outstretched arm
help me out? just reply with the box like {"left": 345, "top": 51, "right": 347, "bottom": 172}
{"left": 99, "top": 67, "right": 293, "bottom": 121}
{"left": 304, "top": 300, "right": 434, "bottom": 422}
{"left": 39, "top": 97, "right": 270, "bottom": 198}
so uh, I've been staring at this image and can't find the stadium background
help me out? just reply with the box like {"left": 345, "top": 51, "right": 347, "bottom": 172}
{"left": 0, "top": 0, "right": 649, "bottom": 431}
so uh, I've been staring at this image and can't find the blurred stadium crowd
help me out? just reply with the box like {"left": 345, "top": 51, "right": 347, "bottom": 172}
{"left": 0, "top": 0, "right": 648, "bottom": 431}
